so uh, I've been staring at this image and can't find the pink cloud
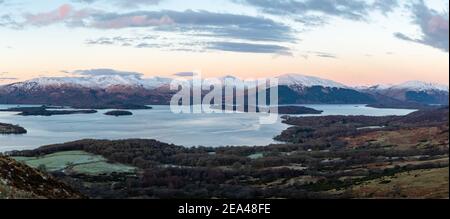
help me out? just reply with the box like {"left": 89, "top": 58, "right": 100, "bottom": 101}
{"left": 25, "top": 4, "right": 73, "bottom": 25}
{"left": 427, "top": 15, "right": 449, "bottom": 34}
{"left": 25, "top": 4, "right": 94, "bottom": 26}
{"left": 24, "top": 4, "right": 174, "bottom": 29}
{"left": 58, "top": 4, "right": 72, "bottom": 17}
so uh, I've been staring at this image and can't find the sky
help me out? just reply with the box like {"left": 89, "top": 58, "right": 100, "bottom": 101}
{"left": 0, "top": 0, "right": 448, "bottom": 86}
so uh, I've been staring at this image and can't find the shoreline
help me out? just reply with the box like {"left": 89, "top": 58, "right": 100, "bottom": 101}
{"left": 0, "top": 103, "right": 422, "bottom": 152}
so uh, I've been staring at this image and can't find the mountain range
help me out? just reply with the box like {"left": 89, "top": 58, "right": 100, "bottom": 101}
{"left": 0, "top": 73, "right": 448, "bottom": 108}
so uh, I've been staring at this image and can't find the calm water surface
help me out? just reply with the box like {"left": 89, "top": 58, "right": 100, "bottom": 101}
{"left": 0, "top": 104, "right": 416, "bottom": 152}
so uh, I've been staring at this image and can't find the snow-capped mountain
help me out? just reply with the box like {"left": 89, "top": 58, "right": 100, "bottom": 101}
{"left": 390, "top": 81, "right": 449, "bottom": 92}
{"left": 4, "top": 73, "right": 447, "bottom": 92}
{"left": 361, "top": 81, "right": 449, "bottom": 106}
{"left": 8, "top": 75, "right": 173, "bottom": 90}
{"left": 276, "top": 74, "right": 348, "bottom": 89}
{"left": 267, "top": 73, "right": 374, "bottom": 104}
{"left": 359, "top": 84, "right": 393, "bottom": 91}
{"left": 0, "top": 72, "right": 447, "bottom": 107}
{"left": 4, "top": 73, "right": 350, "bottom": 91}
{"left": 0, "top": 75, "right": 176, "bottom": 107}
{"left": 364, "top": 81, "right": 449, "bottom": 92}
{"left": 193, "top": 74, "right": 348, "bottom": 89}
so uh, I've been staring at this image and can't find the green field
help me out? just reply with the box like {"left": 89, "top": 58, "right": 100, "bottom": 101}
{"left": 72, "top": 161, "right": 136, "bottom": 175}
{"left": 248, "top": 153, "right": 264, "bottom": 160}
{"left": 14, "top": 151, "right": 136, "bottom": 175}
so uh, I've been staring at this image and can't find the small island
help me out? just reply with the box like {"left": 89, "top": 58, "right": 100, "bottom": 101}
{"left": 104, "top": 110, "right": 133, "bottom": 117}
{"left": 73, "top": 103, "right": 152, "bottom": 110}
{"left": 211, "top": 104, "right": 323, "bottom": 115}
{"left": 366, "top": 102, "right": 427, "bottom": 110}
{"left": 0, "top": 122, "right": 27, "bottom": 134}
{"left": 0, "top": 106, "right": 97, "bottom": 116}
{"left": 276, "top": 106, "right": 323, "bottom": 115}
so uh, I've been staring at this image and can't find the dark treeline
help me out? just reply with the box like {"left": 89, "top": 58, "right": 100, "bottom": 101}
{"left": 276, "top": 107, "right": 449, "bottom": 143}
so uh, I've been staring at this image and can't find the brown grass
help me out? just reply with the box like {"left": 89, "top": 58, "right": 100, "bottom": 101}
{"left": 348, "top": 167, "right": 449, "bottom": 199}
{"left": 343, "top": 126, "right": 449, "bottom": 150}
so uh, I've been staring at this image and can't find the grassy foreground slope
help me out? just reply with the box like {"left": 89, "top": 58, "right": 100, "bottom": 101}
{"left": 346, "top": 167, "right": 449, "bottom": 199}
{"left": 0, "top": 155, "right": 83, "bottom": 199}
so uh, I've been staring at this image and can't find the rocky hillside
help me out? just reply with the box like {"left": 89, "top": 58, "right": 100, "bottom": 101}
{"left": 0, "top": 155, "right": 83, "bottom": 199}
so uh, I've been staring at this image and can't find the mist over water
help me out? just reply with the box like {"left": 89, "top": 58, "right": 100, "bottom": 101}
{"left": 0, "top": 104, "right": 416, "bottom": 152}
